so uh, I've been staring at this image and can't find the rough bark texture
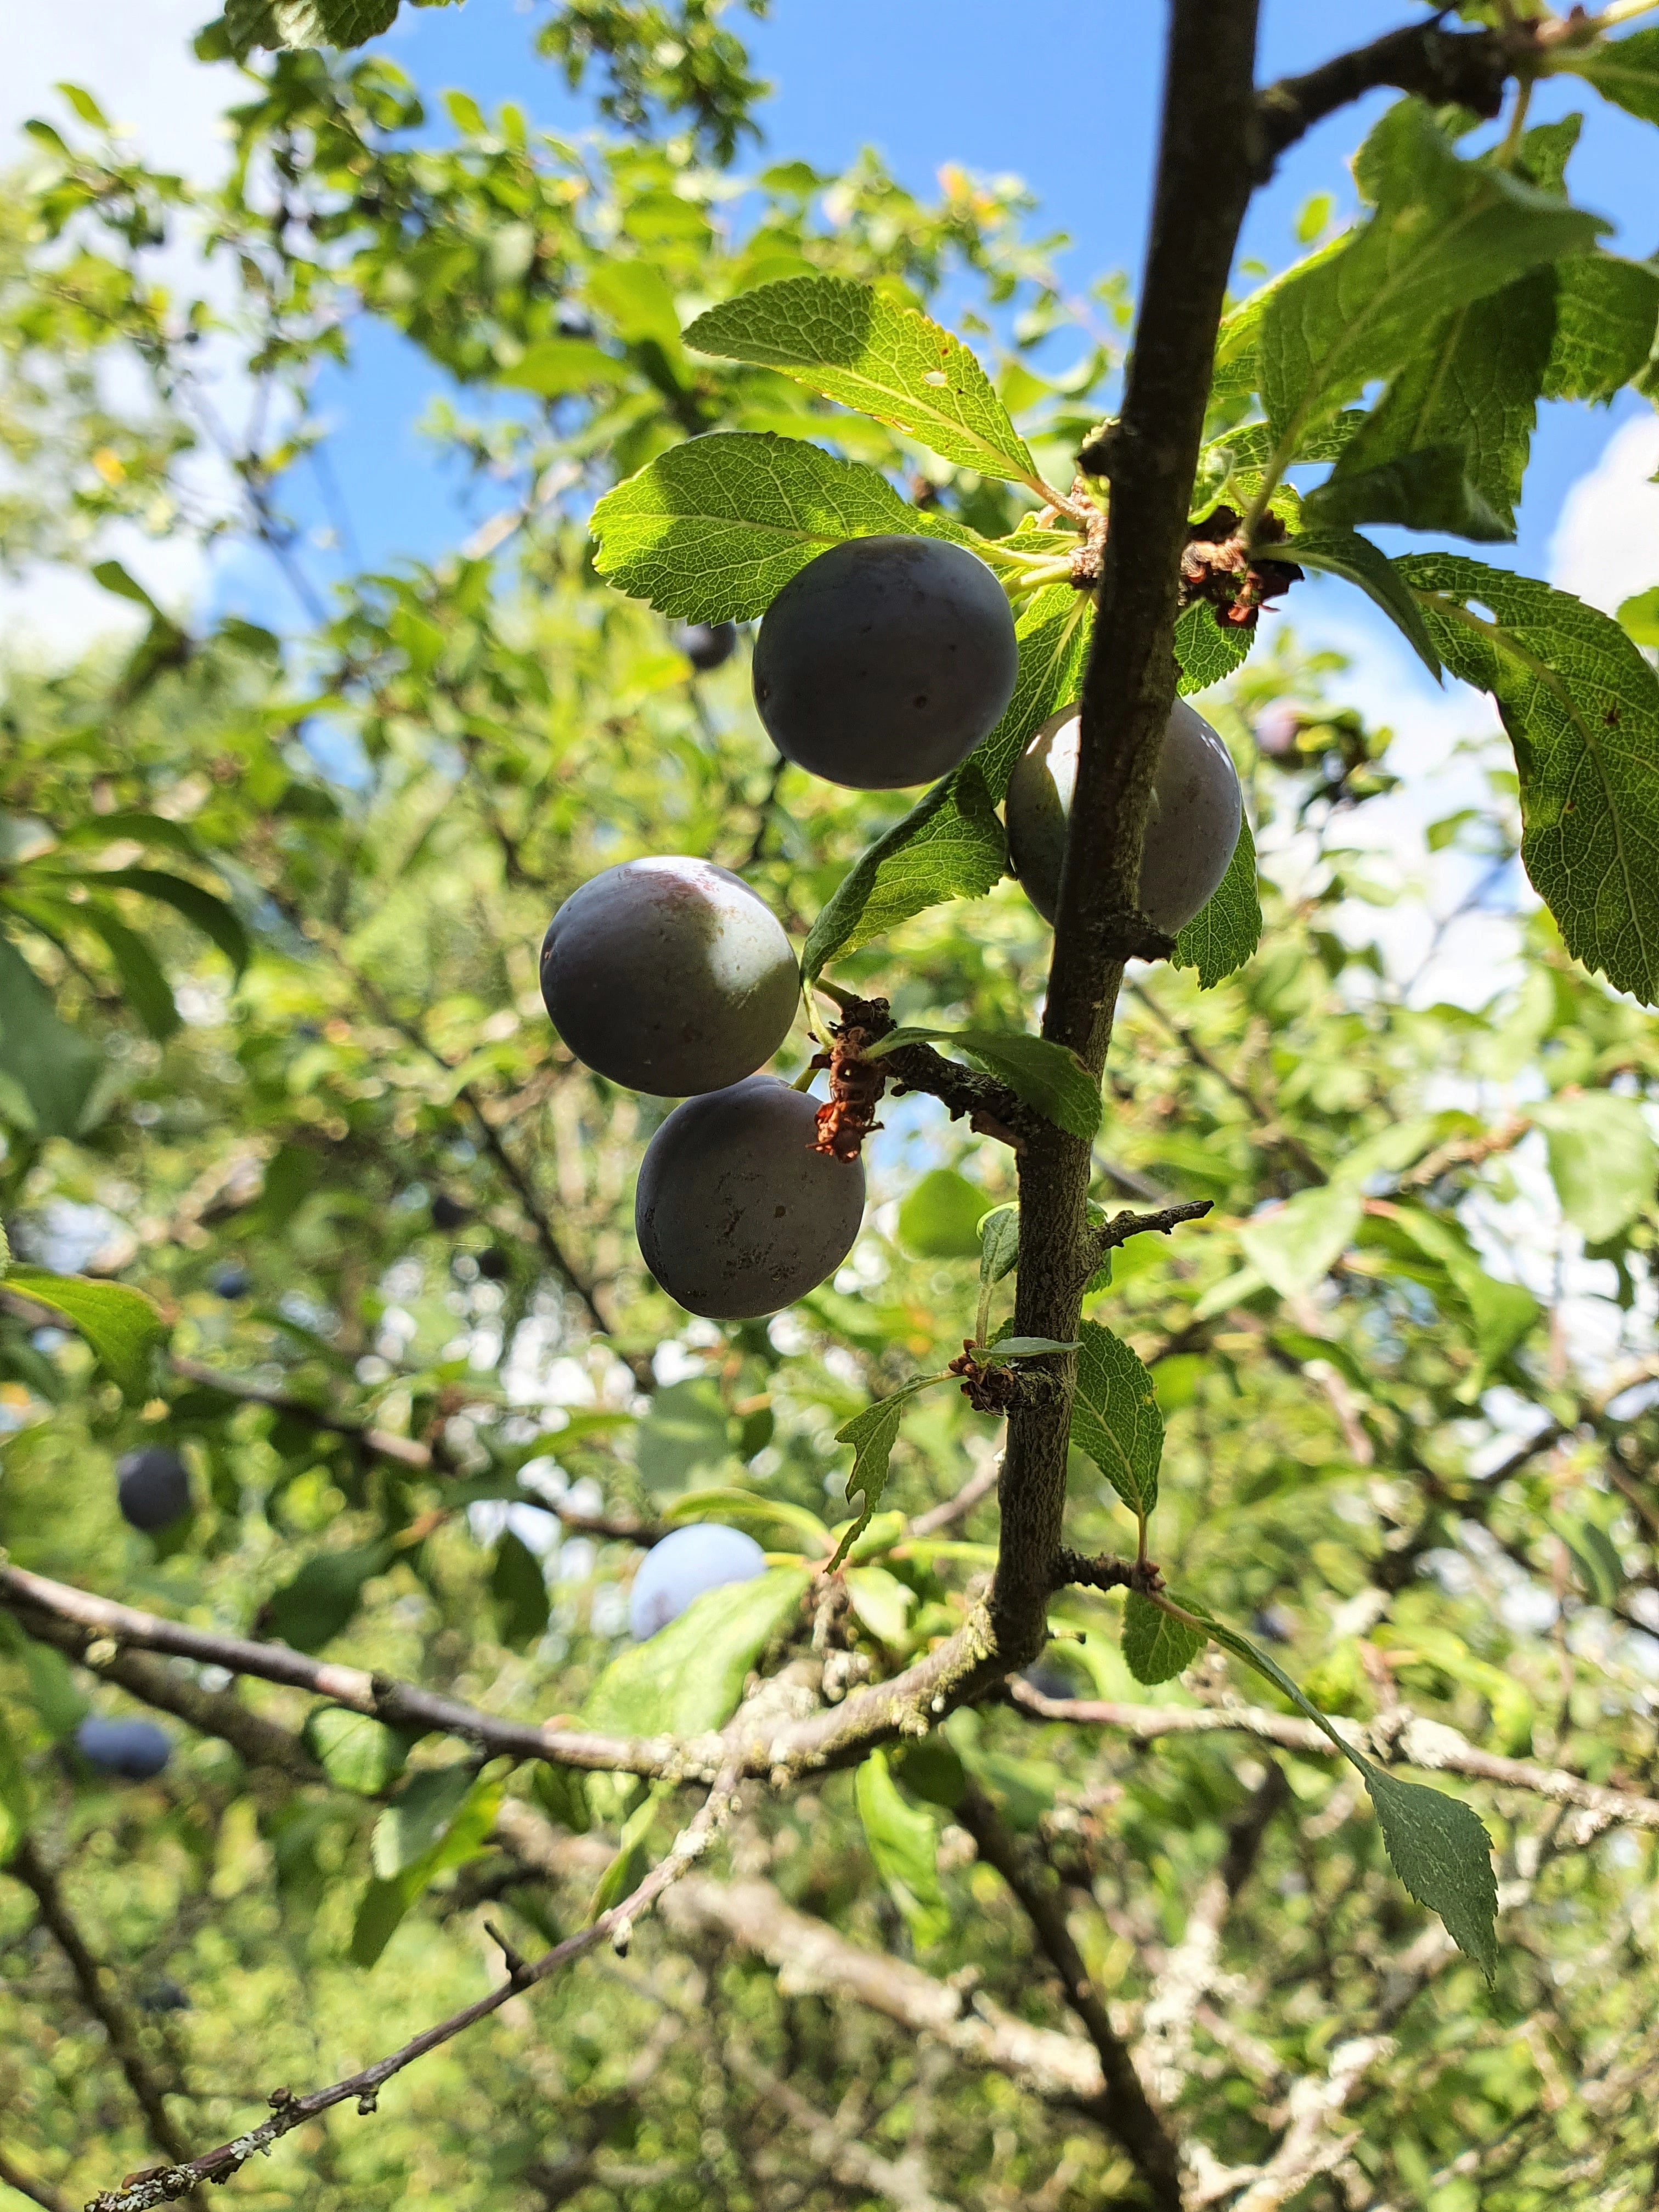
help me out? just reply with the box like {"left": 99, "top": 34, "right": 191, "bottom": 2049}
{"left": 992, "top": 0, "right": 1263, "bottom": 1658}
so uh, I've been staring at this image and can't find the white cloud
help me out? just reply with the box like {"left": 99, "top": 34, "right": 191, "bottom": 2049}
{"left": 0, "top": 525, "right": 209, "bottom": 671}
{"left": 1549, "top": 411, "right": 1659, "bottom": 616}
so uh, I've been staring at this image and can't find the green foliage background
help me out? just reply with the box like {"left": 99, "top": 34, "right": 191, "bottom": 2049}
{"left": 5, "top": 10, "right": 1659, "bottom": 2210}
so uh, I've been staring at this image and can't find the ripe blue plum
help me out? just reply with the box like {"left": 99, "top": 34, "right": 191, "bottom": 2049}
{"left": 752, "top": 535, "right": 1018, "bottom": 789}
{"left": 116, "top": 1446, "right": 191, "bottom": 1532}
{"left": 541, "top": 857, "right": 798, "bottom": 1097}
{"left": 211, "top": 1265, "right": 249, "bottom": 1300}
{"left": 635, "top": 1075, "right": 865, "bottom": 1319}
{"left": 1005, "top": 697, "right": 1242, "bottom": 935}
{"left": 629, "top": 1522, "right": 768, "bottom": 1639}
{"left": 675, "top": 620, "right": 737, "bottom": 672}
{"left": 76, "top": 1716, "right": 172, "bottom": 1779}
{"left": 431, "top": 1193, "right": 470, "bottom": 1231}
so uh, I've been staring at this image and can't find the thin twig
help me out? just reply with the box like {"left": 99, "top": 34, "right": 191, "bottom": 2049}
{"left": 1254, "top": 19, "right": 1509, "bottom": 175}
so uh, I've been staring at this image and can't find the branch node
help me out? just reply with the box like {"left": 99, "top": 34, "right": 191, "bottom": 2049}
{"left": 483, "top": 1919, "right": 532, "bottom": 1985}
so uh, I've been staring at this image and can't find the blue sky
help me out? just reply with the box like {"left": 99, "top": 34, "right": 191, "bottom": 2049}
{"left": 258, "top": 0, "right": 1658, "bottom": 609}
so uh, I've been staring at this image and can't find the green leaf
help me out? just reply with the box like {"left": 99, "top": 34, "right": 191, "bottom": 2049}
{"left": 1402, "top": 555, "right": 1659, "bottom": 1006}
{"left": 0, "top": 933, "right": 103, "bottom": 1138}
{"left": 1554, "top": 27, "right": 1659, "bottom": 127}
{"left": 1531, "top": 1092, "right": 1656, "bottom": 1243}
{"left": 265, "top": 1542, "right": 394, "bottom": 1655}
{"left": 495, "top": 338, "right": 623, "bottom": 397}
{"left": 1173, "top": 602, "right": 1257, "bottom": 695}
{"left": 303, "top": 1707, "right": 413, "bottom": 1797}
{"left": 845, "top": 1564, "right": 916, "bottom": 1646}
{"left": 223, "top": 0, "right": 399, "bottom": 51}
{"left": 665, "top": 1491, "right": 833, "bottom": 1554}
{"left": 590, "top": 432, "right": 953, "bottom": 623}
{"left": 802, "top": 761, "right": 1007, "bottom": 988}
{"left": 1261, "top": 100, "right": 1604, "bottom": 464}
{"left": 93, "top": 870, "right": 250, "bottom": 977}
{"left": 1276, "top": 529, "right": 1442, "bottom": 678}
{"left": 1304, "top": 274, "right": 1552, "bottom": 542}
{"left": 871, "top": 1027, "right": 1101, "bottom": 1143}
{"left": 1173, "top": 811, "right": 1261, "bottom": 988}
{"left": 978, "top": 1204, "right": 1020, "bottom": 1289}
{"left": 2, "top": 1268, "right": 166, "bottom": 1403}
{"left": 1618, "top": 586, "right": 1659, "bottom": 647}
{"left": 0, "top": 1708, "right": 29, "bottom": 1866}
{"left": 1069, "top": 1320, "right": 1163, "bottom": 1519}
{"left": 580, "top": 1567, "right": 811, "bottom": 1737}
{"left": 800, "top": 585, "right": 1090, "bottom": 983}
{"left": 1121, "top": 1589, "right": 1204, "bottom": 1685}
{"left": 829, "top": 1379, "right": 945, "bottom": 1568}
{"left": 372, "top": 1765, "right": 478, "bottom": 1880}
{"left": 77, "top": 907, "right": 179, "bottom": 1041}
{"left": 532, "top": 1762, "right": 592, "bottom": 1835}
{"left": 589, "top": 1785, "right": 663, "bottom": 1920}
{"left": 898, "top": 1168, "right": 991, "bottom": 1259}
{"left": 490, "top": 1528, "right": 551, "bottom": 1650}
{"left": 1187, "top": 1605, "right": 1498, "bottom": 1975}
{"left": 685, "top": 275, "right": 1037, "bottom": 485}
{"left": 353, "top": 1764, "right": 505, "bottom": 1968}
{"left": 1543, "top": 256, "right": 1659, "bottom": 403}
{"left": 855, "top": 1748, "right": 950, "bottom": 1948}
{"left": 636, "top": 1377, "right": 733, "bottom": 1494}
{"left": 1238, "top": 1185, "right": 1363, "bottom": 1300}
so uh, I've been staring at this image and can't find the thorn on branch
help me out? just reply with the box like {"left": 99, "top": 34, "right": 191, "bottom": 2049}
{"left": 1089, "top": 1198, "right": 1213, "bottom": 1269}
{"left": 1051, "top": 1549, "right": 1165, "bottom": 1598}
{"left": 484, "top": 1919, "right": 532, "bottom": 1986}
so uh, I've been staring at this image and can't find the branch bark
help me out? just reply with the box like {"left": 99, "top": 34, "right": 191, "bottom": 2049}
{"left": 1255, "top": 20, "right": 1508, "bottom": 174}
{"left": 955, "top": 1788, "right": 1183, "bottom": 2210}
{"left": 994, "top": 1, "right": 1263, "bottom": 1662}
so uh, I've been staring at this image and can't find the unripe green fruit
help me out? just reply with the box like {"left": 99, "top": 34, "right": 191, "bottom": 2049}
{"left": 635, "top": 1075, "right": 865, "bottom": 1319}
{"left": 540, "top": 857, "right": 799, "bottom": 1097}
{"left": 752, "top": 535, "right": 1018, "bottom": 790}
{"left": 1004, "top": 697, "right": 1241, "bottom": 934}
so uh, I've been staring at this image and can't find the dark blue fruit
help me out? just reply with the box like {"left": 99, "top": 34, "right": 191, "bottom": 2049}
{"left": 635, "top": 1075, "right": 865, "bottom": 1319}
{"left": 1005, "top": 698, "right": 1242, "bottom": 935}
{"left": 476, "top": 1246, "right": 510, "bottom": 1281}
{"left": 76, "top": 1716, "right": 172, "bottom": 1779}
{"left": 430, "top": 1193, "right": 470, "bottom": 1232}
{"left": 116, "top": 1446, "right": 191, "bottom": 1532}
{"left": 212, "top": 1266, "right": 250, "bottom": 1300}
{"left": 675, "top": 620, "right": 737, "bottom": 673}
{"left": 752, "top": 535, "right": 1018, "bottom": 790}
{"left": 629, "top": 1523, "right": 767, "bottom": 1638}
{"left": 541, "top": 857, "right": 798, "bottom": 1098}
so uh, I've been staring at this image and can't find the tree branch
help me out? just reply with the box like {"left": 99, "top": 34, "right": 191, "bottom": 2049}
{"left": 1007, "top": 1679, "right": 1659, "bottom": 1833}
{"left": 0, "top": 1562, "right": 1002, "bottom": 1790}
{"left": 995, "top": 1, "right": 1263, "bottom": 1664}
{"left": 1254, "top": 20, "right": 1509, "bottom": 176}
{"left": 5, "top": 1837, "right": 198, "bottom": 2181}
{"left": 77, "top": 1766, "right": 742, "bottom": 2212}
{"left": 955, "top": 1788, "right": 1183, "bottom": 2211}
{"left": 1088, "top": 1199, "right": 1214, "bottom": 1265}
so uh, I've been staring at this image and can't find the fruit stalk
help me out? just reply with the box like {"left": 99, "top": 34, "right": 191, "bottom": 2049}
{"left": 992, "top": 0, "right": 1264, "bottom": 1660}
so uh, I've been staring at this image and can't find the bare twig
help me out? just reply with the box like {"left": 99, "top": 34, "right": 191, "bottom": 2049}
{"left": 955, "top": 1788, "right": 1183, "bottom": 2211}
{"left": 908, "top": 1454, "right": 1003, "bottom": 1539}
{"left": 1255, "top": 20, "right": 1509, "bottom": 175}
{"left": 1087, "top": 1198, "right": 1213, "bottom": 1266}
{"left": 78, "top": 1766, "right": 743, "bottom": 2212}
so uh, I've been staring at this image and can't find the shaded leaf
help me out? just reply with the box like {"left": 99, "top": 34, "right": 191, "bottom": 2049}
{"left": 898, "top": 1167, "right": 990, "bottom": 1259}
{"left": 1555, "top": 27, "right": 1659, "bottom": 127}
{"left": 580, "top": 1567, "right": 811, "bottom": 1737}
{"left": 978, "top": 1204, "right": 1020, "bottom": 1289}
{"left": 1277, "top": 529, "right": 1442, "bottom": 678}
{"left": 353, "top": 1764, "right": 504, "bottom": 1968}
{"left": 1532, "top": 1092, "right": 1655, "bottom": 1243}
{"left": 265, "top": 1542, "right": 394, "bottom": 1655}
{"left": 490, "top": 1528, "right": 550, "bottom": 1650}
{"left": 94, "top": 869, "right": 250, "bottom": 977}
{"left": 829, "top": 1379, "right": 945, "bottom": 1568}
{"left": 686, "top": 275, "right": 1037, "bottom": 484}
{"left": 0, "top": 1708, "right": 29, "bottom": 1866}
{"left": 855, "top": 1748, "right": 950, "bottom": 1948}
{"left": 1403, "top": 554, "right": 1659, "bottom": 1006}
{"left": 1121, "top": 1589, "right": 1204, "bottom": 1685}
{"left": 77, "top": 906, "right": 179, "bottom": 1041}
{"left": 3, "top": 1268, "right": 166, "bottom": 1403}
{"left": 1069, "top": 1321, "right": 1163, "bottom": 1519}
{"left": 303, "top": 1707, "right": 413, "bottom": 1797}
{"left": 1173, "top": 811, "right": 1261, "bottom": 988}
{"left": 872, "top": 1026, "right": 1101, "bottom": 1142}
{"left": 0, "top": 933, "right": 103, "bottom": 1138}
{"left": 1174, "top": 601, "right": 1257, "bottom": 695}
{"left": 1238, "top": 1185, "right": 1363, "bottom": 1300}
